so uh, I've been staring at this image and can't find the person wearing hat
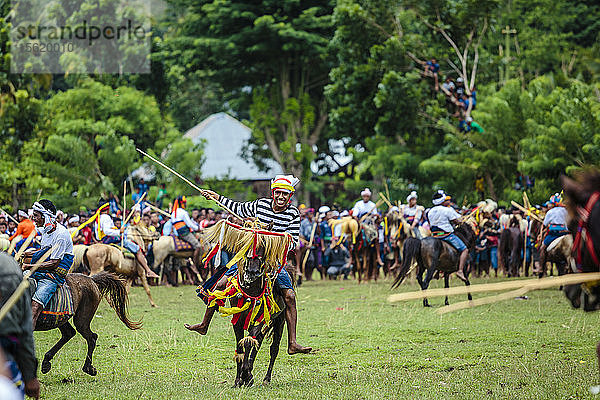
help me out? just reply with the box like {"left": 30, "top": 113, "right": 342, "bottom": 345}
{"left": 428, "top": 191, "right": 468, "bottom": 282}
{"left": 466, "top": 116, "right": 484, "bottom": 133}
{"left": 171, "top": 195, "right": 202, "bottom": 261}
{"left": 95, "top": 202, "right": 159, "bottom": 279}
{"left": 538, "top": 193, "right": 569, "bottom": 277}
{"left": 187, "top": 174, "right": 312, "bottom": 355}
{"left": 352, "top": 188, "right": 378, "bottom": 219}
{"left": 20, "top": 199, "right": 74, "bottom": 329}
{"left": 402, "top": 191, "right": 424, "bottom": 239}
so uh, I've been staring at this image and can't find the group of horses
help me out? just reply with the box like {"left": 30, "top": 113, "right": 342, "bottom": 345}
{"left": 10, "top": 170, "right": 600, "bottom": 388}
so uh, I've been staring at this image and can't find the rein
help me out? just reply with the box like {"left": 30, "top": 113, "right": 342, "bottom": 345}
{"left": 573, "top": 191, "right": 600, "bottom": 269}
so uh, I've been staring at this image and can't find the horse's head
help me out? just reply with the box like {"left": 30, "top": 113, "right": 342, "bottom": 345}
{"left": 240, "top": 246, "right": 266, "bottom": 290}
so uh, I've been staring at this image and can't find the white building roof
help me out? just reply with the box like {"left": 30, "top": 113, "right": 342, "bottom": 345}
{"left": 183, "top": 112, "right": 283, "bottom": 181}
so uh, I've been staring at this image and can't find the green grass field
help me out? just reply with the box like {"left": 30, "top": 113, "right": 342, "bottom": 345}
{"left": 34, "top": 276, "right": 600, "bottom": 399}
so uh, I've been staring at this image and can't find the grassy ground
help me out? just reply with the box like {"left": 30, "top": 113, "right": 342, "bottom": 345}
{"left": 33, "top": 274, "right": 600, "bottom": 400}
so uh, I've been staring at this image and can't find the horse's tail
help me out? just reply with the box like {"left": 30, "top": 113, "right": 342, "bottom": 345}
{"left": 80, "top": 248, "right": 91, "bottom": 275}
{"left": 391, "top": 237, "right": 421, "bottom": 289}
{"left": 91, "top": 272, "right": 142, "bottom": 330}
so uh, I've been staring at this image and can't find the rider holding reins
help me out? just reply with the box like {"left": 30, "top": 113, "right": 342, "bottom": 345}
{"left": 185, "top": 175, "right": 312, "bottom": 355}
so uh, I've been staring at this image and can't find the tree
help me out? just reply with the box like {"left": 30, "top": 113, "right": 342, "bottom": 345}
{"left": 161, "top": 0, "right": 335, "bottom": 202}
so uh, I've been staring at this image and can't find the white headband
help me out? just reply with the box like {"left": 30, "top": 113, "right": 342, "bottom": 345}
{"left": 18, "top": 210, "right": 28, "bottom": 219}
{"left": 68, "top": 215, "right": 80, "bottom": 224}
{"left": 361, "top": 188, "right": 372, "bottom": 197}
{"left": 406, "top": 191, "right": 418, "bottom": 202}
{"left": 32, "top": 201, "right": 57, "bottom": 233}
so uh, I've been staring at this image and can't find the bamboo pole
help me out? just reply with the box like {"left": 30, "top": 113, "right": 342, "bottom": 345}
{"left": 146, "top": 203, "right": 171, "bottom": 219}
{"left": 123, "top": 192, "right": 147, "bottom": 227}
{"left": 387, "top": 272, "right": 600, "bottom": 303}
{"left": 511, "top": 201, "right": 543, "bottom": 223}
{"left": 0, "top": 208, "right": 18, "bottom": 224}
{"left": 436, "top": 287, "right": 530, "bottom": 315}
{"left": 13, "top": 230, "right": 38, "bottom": 263}
{"left": 136, "top": 148, "right": 242, "bottom": 220}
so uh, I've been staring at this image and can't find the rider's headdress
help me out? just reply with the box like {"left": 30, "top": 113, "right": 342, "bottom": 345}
{"left": 549, "top": 192, "right": 563, "bottom": 205}
{"left": 361, "top": 188, "right": 372, "bottom": 197}
{"left": 32, "top": 199, "right": 57, "bottom": 233}
{"left": 172, "top": 196, "right": 187, "bottom": 214}
{"left": 271, "top": 175, "right": 299, "bottom": 194}
{"left": 406, "top": 191, "right": 418, "bottom": 202}
{"left": 432, "top": 190, "right": 450, "bottom": 206}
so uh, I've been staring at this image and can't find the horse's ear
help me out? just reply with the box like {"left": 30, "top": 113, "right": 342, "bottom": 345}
{"left": 561, "top": 175, "right": 586, "bottom": 205}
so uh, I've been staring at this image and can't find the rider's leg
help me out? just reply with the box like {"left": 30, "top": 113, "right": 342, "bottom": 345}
{"left": 456, "top": 249, "right": 469, "bottom": 282}
{"left": 31, "top": 300, "right": 43, "bottom": 330}
{"left": 538, "top": 244, "right": 548, "bottom": 278}
{"left": 185, "top": 274, "right": 229, "bottom": 334}
{"left": 134, "top": 251, "right": 159, "bottom": 278}
{"left": 283, "top": 288, "right": 312, "bottom": 354}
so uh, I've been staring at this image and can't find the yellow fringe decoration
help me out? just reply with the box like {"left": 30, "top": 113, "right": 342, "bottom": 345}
{"left": 206, "top": 275, "right": 281, "bottom": 328}
{"left": 233, "top": 351, "right": 244, "bottom": 363}
{"left": 239, "top": 336, "right": 260, "bottom": 350}
{"left": 200, "top": 220, "right": 292, "bottom": 275}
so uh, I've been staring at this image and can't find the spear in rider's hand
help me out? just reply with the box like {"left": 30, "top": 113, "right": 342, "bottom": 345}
{"left": 123, "top": 191, "right": 147, "bottom": 227}
{"left": 0, "top": 208, "right": 18, "bottom": 224}
{"left": 136, "top": 148, "right": 243, "bottom": 220}
{"left": 13, "top": 230, "right": 38, "bottom": 264}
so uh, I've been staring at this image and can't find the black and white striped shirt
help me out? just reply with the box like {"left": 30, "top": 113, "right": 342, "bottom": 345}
{"left": 219, "top": 196, "right": 300, "bottom": 244}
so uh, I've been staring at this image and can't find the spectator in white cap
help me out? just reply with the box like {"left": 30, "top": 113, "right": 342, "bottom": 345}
{"left": 352, "top": 188, "right": 378, "bottom": 219}
{"left": 402, "top": 191, "right": 424, "bottom": 239}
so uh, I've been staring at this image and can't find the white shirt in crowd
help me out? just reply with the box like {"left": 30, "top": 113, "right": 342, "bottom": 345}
{"left": 40, "top": 223, "right": 74, "bottom": 259}
{"left": 543, "top": 206, "right": 568, "bottom": 227}
{"left": 402, "top": 204, "right": 423, "bottom": 222}
{"left": 352, "top": 200, "right": 377, "bottom": 218}
{"left": 428, "top": 205, "right": 461, "bottom": 233}
{"left": 98, "top": 213, "right": 120, "bottom": 237}
{"left": 171, "top": 208, "right": 199, "bottom": 231}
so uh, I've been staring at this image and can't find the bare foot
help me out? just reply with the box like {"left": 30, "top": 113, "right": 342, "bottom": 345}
{"left": 146, "top": 270, "right": 159, "bottom": 279}
{"left": 377, "top": 259, "right": 384, "bottom": 267}
{"left": 185, "top": 323, "right": 208, "bottom": 335}
{"left": 288, "top": 342, "right": 312, "bottom": 355}
{"left": 455, "top": 270, "right": 467, "bottom": 282}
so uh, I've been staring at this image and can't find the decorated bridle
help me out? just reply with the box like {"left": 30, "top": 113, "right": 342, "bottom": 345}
{"left": 573, "top": 191, "right": 600, "bottom": 269}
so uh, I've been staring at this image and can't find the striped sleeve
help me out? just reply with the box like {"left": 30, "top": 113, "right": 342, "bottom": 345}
{"left": 287, "top": 208, "right": 300, "bottom": 245}
{"left": 219, "top": 196, "right": 258, "bottom": 219}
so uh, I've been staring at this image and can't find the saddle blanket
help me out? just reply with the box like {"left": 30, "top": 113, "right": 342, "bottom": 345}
{"left": 173, "top": 236, "right": 193, "bottom": 252}
{"left": 108, "top": 244, "right": 135, "bottom": 258}
{"left": 29, "top": 279, "right": 74, "bottom": 328}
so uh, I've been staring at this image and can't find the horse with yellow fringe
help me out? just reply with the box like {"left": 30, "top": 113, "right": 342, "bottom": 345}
{"left": 195, "top": 219, "right": 290, "bottom": 387}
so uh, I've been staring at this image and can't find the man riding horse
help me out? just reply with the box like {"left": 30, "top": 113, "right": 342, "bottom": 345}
{"left": 538, "top": 193, "right": 570, "bottom": 277}
{"left": 170, "top": 195, "right": 202, "bottom": 265}
{"left": 402, "top": 191, "right": 424, "bottom": 239}
{"left": 428, "top": 190, "right": 468, "bottom": 282}
{"left": 20, "top": 200, "right": 74, "bottom": 330}
{"left": 185, "top": 175, "right": 311, "bottom": 355}
{"left": 95, "top": 202, "right": 159, "bottom": 279}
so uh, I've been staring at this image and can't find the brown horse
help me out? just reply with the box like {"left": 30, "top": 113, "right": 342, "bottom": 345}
{"left": 385, "top": 210, "right": 411, "bottom": 274}
{"left": 34, "top": 272, "right": 141, "bottom": 376}
{"left": 82, "top": 243, "right": 157, "bottom": 307}
{"left": 499, "top": 218, "right": 523, "bottom": 277}
{"left": 392, "top": 222, "right": 477, "bottom": 307}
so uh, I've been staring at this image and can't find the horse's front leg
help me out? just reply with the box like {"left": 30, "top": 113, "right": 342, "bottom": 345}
{"left": 241, "top": 331, "right": 263, "bottom": 387}
{"left": 233, "top": 323, "right": 245, "bottom": 388}
{"left": 264, "top": 316, "right": 285, "bottom": 385}
{"left": 444, "top": 274, "right": 450, "bottom": 306}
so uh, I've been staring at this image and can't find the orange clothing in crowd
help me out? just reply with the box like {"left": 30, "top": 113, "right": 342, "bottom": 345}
{"left": 9, "top": 218, "right": 36, "bottom": 241}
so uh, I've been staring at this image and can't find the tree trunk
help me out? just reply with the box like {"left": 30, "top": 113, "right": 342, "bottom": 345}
{"left": 484, "top": 172, "right": 497, "bottom": 201}
{"left": 12, "top": 182, "right": 18, "bottom": 211}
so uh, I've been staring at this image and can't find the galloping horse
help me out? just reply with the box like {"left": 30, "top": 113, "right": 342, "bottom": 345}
{"left": 392, "top": 222, "right": 477, "bottom": 307}
{"left": 229, "top": 247, "right": 286, "bottom": 387}
{"left": 385, "top": 209, "right": 411, "bottom": 274}
{"left": 35, "top": 272, "right": 141, "bottom": 376}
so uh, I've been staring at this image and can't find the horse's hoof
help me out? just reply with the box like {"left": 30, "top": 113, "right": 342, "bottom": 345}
{"left": 83, "top": 364, "right": 97, "bottom": 376}
{"left": 245, "top": 377, "right": 255, "bottom": 387}
{"left": 41, "top": 360, "right": 51, "bottom": 374}
{"left": 445, "top": 301, "right": 450, "bottom": 306}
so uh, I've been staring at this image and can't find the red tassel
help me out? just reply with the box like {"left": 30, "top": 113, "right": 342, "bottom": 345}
{"left": 204, "top": 243, "right": 220, "bottom": 267}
